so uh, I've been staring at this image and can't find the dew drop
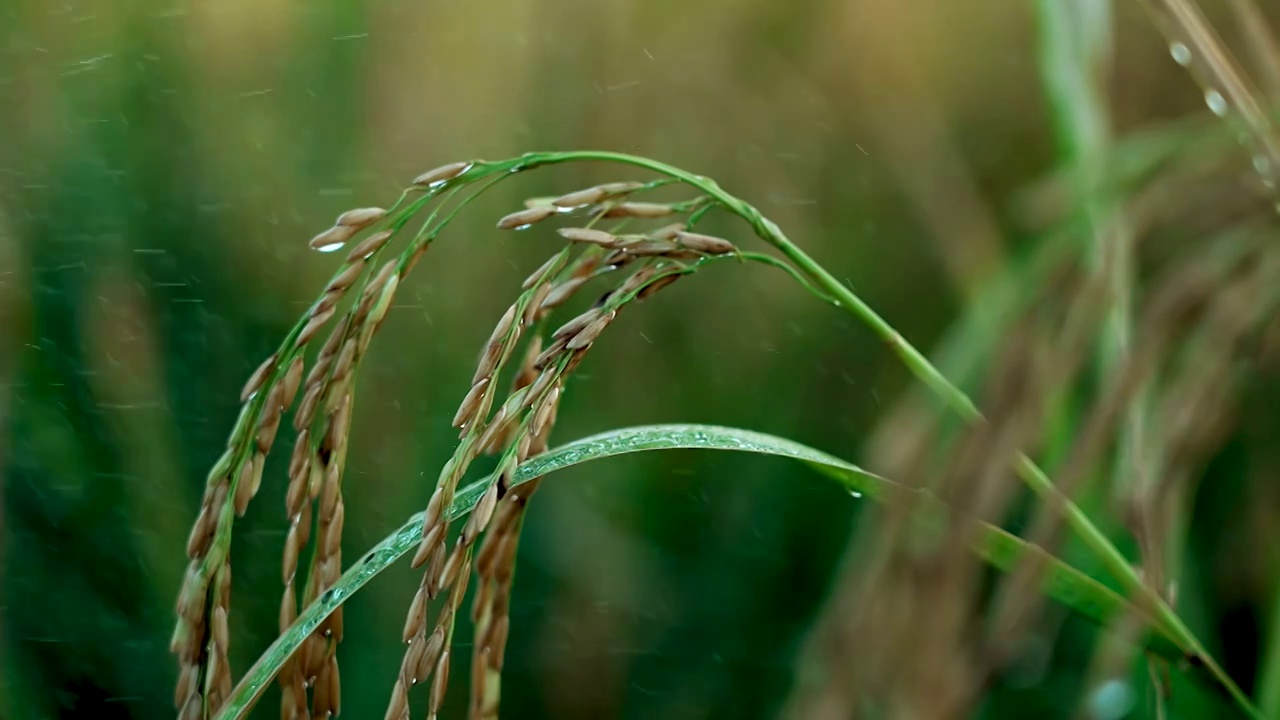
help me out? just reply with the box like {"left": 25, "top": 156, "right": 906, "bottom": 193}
{"left": 1205, "top": 89, "right": 1228, "bottom": 117}
{"left": 1169, "top": 42, "right": 1191, "bottom": 66}
{"left": 314, "top": 242, "right": 345, "bottom": 253}
{"left": 848, "top": 490, "right": 863, "bottom": 499}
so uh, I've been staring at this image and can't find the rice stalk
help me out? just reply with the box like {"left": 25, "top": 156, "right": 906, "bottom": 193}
{"left": 387, "top": 187, "right": 735, "bottom": 718}
{"left": 387, "top": 265, "right": 563, "bottom": 720}
{"left": 173, "top": 203, "right": 393, "bottom": 720}
{"left": 185, "top": 150, "right": 1265, "bottom": 720}
{"left": 277, "top": 202, "right": 425, "bottom": 719}
{"left": 175, "top": 158, "right": 493, "bottom": 719}
{"left": 467, "top": 332, "right": 560, "bottom": 720}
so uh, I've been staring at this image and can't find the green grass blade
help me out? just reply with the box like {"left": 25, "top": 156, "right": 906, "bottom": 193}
{"left": 218, "top": 423, "right": 1202, "bottom": 720}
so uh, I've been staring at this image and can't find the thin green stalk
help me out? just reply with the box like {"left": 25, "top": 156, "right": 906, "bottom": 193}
{"left": 493, "top": 150, "right": 1258, "bottom": 717}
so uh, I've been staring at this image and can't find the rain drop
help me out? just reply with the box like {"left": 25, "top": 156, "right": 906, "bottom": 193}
{"left": 1204, "top": 89, "right": 1228, "bottom": 117}
{"left": 1169, "top": 42, "right": 1191, "bottom": 66}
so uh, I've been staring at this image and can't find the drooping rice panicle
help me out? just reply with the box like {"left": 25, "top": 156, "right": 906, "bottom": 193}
{"left": 174, "top": 203, "right": 398, "bottom": 719}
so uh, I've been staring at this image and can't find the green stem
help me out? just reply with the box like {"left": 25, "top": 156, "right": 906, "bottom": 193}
{"left": 495, "top": 150, "right": 1258, "bottom": 717}
{"left": 1260, "top": 581, "right": 1280, "bottom": 717}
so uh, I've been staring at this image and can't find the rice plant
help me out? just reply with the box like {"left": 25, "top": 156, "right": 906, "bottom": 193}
{"left": 166, "top": 104, "right": 1280, "bottom": 719}
{"left": 160, "top": 2, "right": 1280, "bottom": 715}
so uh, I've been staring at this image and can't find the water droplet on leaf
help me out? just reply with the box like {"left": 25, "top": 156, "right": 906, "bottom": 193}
{"left": 1204, "top": 89, "right": 1228, "bottom": 117}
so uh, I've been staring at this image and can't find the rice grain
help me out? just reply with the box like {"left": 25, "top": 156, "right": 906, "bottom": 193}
{"left": 346, "top": 230, "right": 394, "bottom": 262}
{"left": 675, "top": 230, "right": 737, "bottom": 254}
{"left": 496, "top": 206, "right": 557, "bottom": 230}
{"left": 453, "top": 377, "right": 492, "bottom": 428}
{"left": 551, "top": 181, "right": 644, "bottom": 207}
{"left": 412, "top": 161, "right": 473, "bottom": 187}
{"left": 567, "top": 309, "right": 615, "bottom": 350}
{"left": 240, "top": 355, "right": 278, "bottom": 402}
{"left": 297, "top": 305, "right": 338, "bottom": 347}
{"left": 557, "top": 227, "right": 620, "bottom": 247}
{"left": 281, "top": 357, "right": 304, "bottom": 408}
{"left": 309, "top": 224, "right": 358, "bottom": 252}
{"left": 335, "top": 207, "right": 386, "bottom": 229}
{"left": 603, "top": 201, "right": 674, "bottom": 219}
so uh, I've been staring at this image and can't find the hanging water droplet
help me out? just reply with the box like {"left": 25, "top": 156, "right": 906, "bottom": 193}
{"left": 848, "top": 490, "right": 863, "bottom": 499}
{"left": 1205, "top": 89, "right": 1228, "bottom": 117}
{"left": 1169, "top": 42, "right": 1191, "bottom": 66}
{"left": 314, "top": 242, "right": 345, "bottom": 253}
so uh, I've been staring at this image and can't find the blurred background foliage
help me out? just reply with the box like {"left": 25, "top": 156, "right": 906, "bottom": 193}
{"left": 2, "top": 0, "right": 1280, "bottom": 718}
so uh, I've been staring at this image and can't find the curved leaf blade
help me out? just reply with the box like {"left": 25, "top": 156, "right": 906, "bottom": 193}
{"left": 216, "top": 424, "right": 1188, "bottom": 719}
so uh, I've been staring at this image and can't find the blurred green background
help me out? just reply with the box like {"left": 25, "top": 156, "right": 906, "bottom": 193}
{"left": 2, "top": 1, "right": 1280, "bottom": 718}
